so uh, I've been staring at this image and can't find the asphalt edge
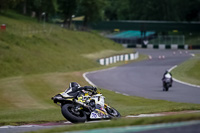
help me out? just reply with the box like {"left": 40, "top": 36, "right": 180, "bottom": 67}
{"left": 169, "top": 65, "right": 200, "bottom": 88}
{"left": 83, "top": 67, "right": 117, "bottom": 87}
{"left": 83, "top": 67, "right": 131, "bottom": 96}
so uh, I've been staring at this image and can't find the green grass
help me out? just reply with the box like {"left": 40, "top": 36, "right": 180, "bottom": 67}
{"left": 172, "top": 54, "right": 200, "bottom": 85}
{"left": 0, "top": 71, "right": 87, "bottom": 125}
{"left": 0, "top": 11, "right": 124, "bottom": 78}
{"left": 31, "top": 113, "right": 200, "bottom": 133}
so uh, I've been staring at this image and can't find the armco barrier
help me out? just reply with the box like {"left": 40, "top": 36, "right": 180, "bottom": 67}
{"left": 98, "top": 52, "right": 139, "bottom": 65}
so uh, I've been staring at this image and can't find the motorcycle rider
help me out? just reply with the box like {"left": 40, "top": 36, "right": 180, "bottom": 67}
{"left": 62, "top": 82, "right": 97, "bottom": 98}
{"left": 162, "top": 70, "right": 173, "bottom": 87}
{"left": 51, "top": 82, "right": 120, "bottom": 123}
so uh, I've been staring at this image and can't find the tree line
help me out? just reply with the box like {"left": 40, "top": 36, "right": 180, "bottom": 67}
{"left": 0, "top": 0, "right": 200, "bottom": 27}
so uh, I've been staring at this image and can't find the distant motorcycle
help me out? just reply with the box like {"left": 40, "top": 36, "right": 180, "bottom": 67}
{"left": 162, "top": 78, "right": 172, "bottom": 91}
{"left": 52, "top": 86, "right": 120, "bottom": 123}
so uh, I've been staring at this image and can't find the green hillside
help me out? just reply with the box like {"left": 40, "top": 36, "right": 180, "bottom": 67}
{"left": 0, "top": 11, "right": 123, "bottom": 78}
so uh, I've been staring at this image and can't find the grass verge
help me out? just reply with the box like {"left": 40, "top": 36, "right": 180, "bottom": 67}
{"left": 31, "top": 113, "right": 200, "bottom": 133}
{"left": 172, "top": 54, "right": 200, "bottom": 85}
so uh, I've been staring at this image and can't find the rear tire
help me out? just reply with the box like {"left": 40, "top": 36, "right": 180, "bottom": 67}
{"left": 61, "top": 104, "right": 86, "bottom": 123}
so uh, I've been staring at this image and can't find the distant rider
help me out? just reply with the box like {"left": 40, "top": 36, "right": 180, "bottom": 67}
{"left": 162, "top": 70, "right": 173, "bottom": 86}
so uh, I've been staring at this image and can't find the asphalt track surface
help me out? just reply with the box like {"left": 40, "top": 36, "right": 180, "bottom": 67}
{"left": 86, "top": 49, "right": 200, "bottom": 104}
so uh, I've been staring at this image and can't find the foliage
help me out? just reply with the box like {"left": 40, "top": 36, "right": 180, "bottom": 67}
{"left": 104, "top": 0, "right": 200, "bottom": 21}
{"left": 0, "top": 0, "right": 21, "bottom": 12}
{"left": 79, "top": 0, "right": 107, "bottom": 26}
{"left": 1, "top": 0, "right": 200, "bottom": 24}
{"left": 57, "top": 0, "right": 77, "bottom": 27}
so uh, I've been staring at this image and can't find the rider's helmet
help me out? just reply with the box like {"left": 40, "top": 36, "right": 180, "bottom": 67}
{"left": 165, "top": 73, "right": 171, "bottom": 78}
{"left": 69, "top": 82, "right": 80, "bottom": 88}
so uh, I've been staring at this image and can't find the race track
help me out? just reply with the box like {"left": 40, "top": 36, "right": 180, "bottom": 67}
{"left": 1, "top": 49, "right": 199, "bottom": 133}
{"left": 86, "top": 49, "right": 200, "bottom": 104}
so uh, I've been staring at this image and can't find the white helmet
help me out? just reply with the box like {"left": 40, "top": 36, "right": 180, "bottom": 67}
{"left": 165, "top": 73, "right": 171, "bottom": 78}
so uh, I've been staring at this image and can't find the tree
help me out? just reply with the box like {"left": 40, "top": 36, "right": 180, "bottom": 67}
{"left": 0, "top": 0, "right": 22, "bottom": 12}
{"left": 0, "top": 0, "right": 9, "bottom": 12}
{"left": 179, "top": 0, "right": 200, "bottom": 21}
{"left": 42, "top": 0, "right": 57, "bottom": 22}
{"left": 57, "top": 0, "right": 77, "bottom": 28}
{"left": 79, "top": 0, "right": 107, "bottom": 27}
{"left": 104, "top": 0, "right": 200, "bottom": 22}
{"left": 104, "top": 0, "right": 120, "bottom": 20}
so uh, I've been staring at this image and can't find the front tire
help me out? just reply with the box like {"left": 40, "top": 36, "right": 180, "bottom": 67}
{"left": 163, "top": 87, "right": 166, "bottom": 91}
{"left": 106, "top": 106, "right": 121, "bottom": 118}
{"left": 61, "top": 104, "right": 86, "bottom": 123}
{"left": 166, "top": 86, "right": 169, "bottom": 91}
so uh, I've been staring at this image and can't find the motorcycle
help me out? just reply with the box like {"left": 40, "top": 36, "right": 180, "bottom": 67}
{"left": 162, "top": 78, "right": 172, "bottom": 91}
{"left": 51, "top": 86, "right": 120, "bottom": 123}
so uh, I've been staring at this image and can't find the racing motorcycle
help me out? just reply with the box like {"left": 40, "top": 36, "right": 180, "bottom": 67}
{"left": 51, "top": 85, "right": 120, "bottom": 123}
{"left": 162, "top": 78, "right": 172, "bottom": 91}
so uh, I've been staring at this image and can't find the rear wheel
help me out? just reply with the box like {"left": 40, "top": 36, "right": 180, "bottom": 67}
{"left": 61, "top": 104, "right": 86, "bottom": 123}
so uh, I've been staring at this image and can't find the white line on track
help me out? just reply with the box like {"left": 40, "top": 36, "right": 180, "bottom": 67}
{"left": 0, "top": 125, "right": 43, "bottom": 129}
{"left": 126, "top": 114, "right": 164, "bottom": 118}
{"left": 169, "top": 65, "right": 200, "bottom": 88}
{"left": 83, "top": 67, "right": 131, "bottom": 96}
{"left": 83, "top": 67, "right": 128, "bottom": 96}
{"left": 83, "top": 67, "right": 117, "bottom": 87}
{"left": 83, "top": 72, "right": 97, "bottom": 87}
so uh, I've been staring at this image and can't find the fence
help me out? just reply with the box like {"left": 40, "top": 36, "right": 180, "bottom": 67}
{"left": 148, "top": 35, "right": 185, "bottom": 45}
{"left": 0, "top": 23, "right": 55, "bottom": 36}
{"left": 98, "top": 52, "right": 139, "bottom": 65}
{"left": 110, "top": 35, "right": 185, "bottom": 46}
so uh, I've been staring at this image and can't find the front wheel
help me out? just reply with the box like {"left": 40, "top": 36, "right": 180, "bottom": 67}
{"left": 166, "top": 86, "right": 169, "bottom": 91}
{"left": 106, "top": 106, "right": 121, "bottom": 118}
{"left": 163, "top": 86, "right": 169, "bottom": 91}
{"left": 61, "top": 104, "right": 86, "bottom": 123}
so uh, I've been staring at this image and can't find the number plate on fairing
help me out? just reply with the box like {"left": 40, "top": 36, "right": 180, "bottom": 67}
{"left": 90, "top": 112, "right": 102, "bottom": 119}
{"left": 90, "top": 109, "right": 109, "bottom": 119}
